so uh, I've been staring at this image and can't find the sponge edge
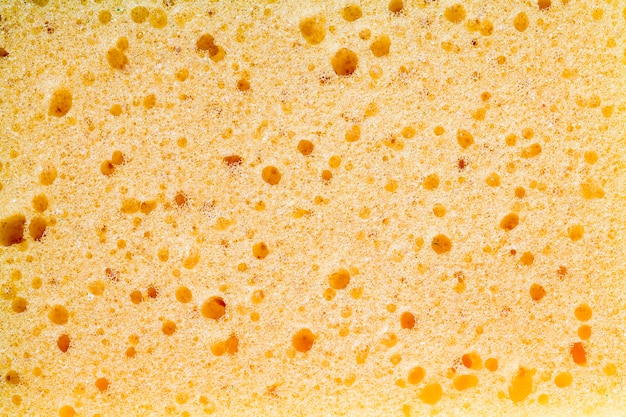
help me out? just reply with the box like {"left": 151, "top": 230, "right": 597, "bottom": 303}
{"left": 0, "top": 1, "right": 625, "bottom": 416}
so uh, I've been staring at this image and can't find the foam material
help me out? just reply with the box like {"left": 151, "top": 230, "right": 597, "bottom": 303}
{"left": 1, "top": 1, "right": 625, "bottom": 416}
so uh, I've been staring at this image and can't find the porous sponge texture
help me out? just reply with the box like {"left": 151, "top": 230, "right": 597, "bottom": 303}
{"left": 1, "top": 0, "right": 625, "bottom": 416}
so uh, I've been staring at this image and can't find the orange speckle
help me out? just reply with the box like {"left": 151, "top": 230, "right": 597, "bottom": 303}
{"left": 419, "top": 382, "right": 442, "bottom": 405}
{"left": 106, "top": 47, "right": 128, "bottom": 70}
{"left": 299, "top": 15, "right": 326, "bottom": 45}
{"left": 345, "top": 125, "right": 361, "bottom": 142}
{"left": 529, "top": 283, "right": 546, "bottom": 301}
{"left": 456, "top": 130, "right": 474, "bottom": 148}
{"left": 201, "top": 297, "right": 226, "bottom": 320}
{"left": 521, "top": 143, "right": 542, "bottom": 158}
{"left": 568, "top": 225, "right": 584, "bottom": 241}
{"left": 400, "top": 312, "right": 415, "bottom": 329}
{"left": 175, "top": 286, "right": 192, "bottom": 303}
{"left": 222, "top": 155, "right": 242, "bottom": 166}
{"left": 574, "top": 303, "right": 592, "bottom": 321}
{"left": 453, "top": 374, "right": 478, "bottom": 391}
{"left": 252, "top": 242, "right": 270, "bottom": 260}
{"left": 485, "top": 358, "right": 498, "bottom": 371}
{"left": 462, "top": 352, "right": 483, "bottom": 370}
{"left": 11, "top": 297, "right": 27, "bottom": 313}
{"left": 422, "top": 174, "right": 440, "bottom": 190}
{"left": 538, "top": 0, "right": 551, "bottom": 10}
{"left": 578, "top": 325, "right": 591, "bottom": 340}
{"left": 48, "top": 305, "right": 69, "bottom": 325}
{"left": 161, "top": 320, "right": 176, "bottom": 336}
{"left": 431, "top": 234, "right": 452, "bottom": 254}
{"left": 513, "top": 12, "right": 529, "bottom": 32}
{"left": 262, "top": 166, "right": 282, "bottom": 185}
{"left": 571, "top": 342, "right": 587, "bottom": 365}
{"left": 444, "top": 4, "right": 466, "bottom": 23}
{"left": 111, "top": 150, "right": 124, "bottom": 165}
{"left": 329, "top": 268, "right": 351, "bottom": 290}
{"left": 95, "top": 377, "right": 109, "bottom": 392}
{"left": 57, "top": 334, "right": 71, "bottom": 352}
{"left": 554, "top": 372, "right": 572, "bottom": 388}
{"left": 225, "top": 335, "right": 239, "bottom": 355}
{"left": 388, "top": 0, "right": 404, "bottom": 13}
{"left": 519, "top": 251, "right": 534, "bottom": 266}
{"left": 59, "top": 406, "right": 76, "bottom": 417}
{"left": 0, "top": 214, "right": 26, "bottom": 246}
{"left": 604, "top": 363, "right": 617, "bottom": 376}
{"left": 508, "top": 367, "right": 534, "bottom": 403}
{"left": 485, "top": 172, "right": 500, "bottom": 187}
{"left": 342, "top": 5, "right": 362, "bottom": 22}
{"left": 292, "top": 328, "right": 315, "bottom": 352}
{"left": 500, "top": 213, "right": 519, "bottom": 231}
{"left": 5, "top": 370, "right": 20, "bottom": 385}
{"left": 581, "top": 182, "right": 605, "bottom": 200}
{"left": 331, "top": 48, "right": 358, "bottom": 76}
{"left": 584, "top": 151, "right": 598, "bottom": 164}
{"left": 370, "top": 35, "right": 391, "bottom": 57}
{"left": 48, "top": 88, "right": 73, "bottom": 117}
{"left": 407, "top": 366, "right": 425, "bottom": 385}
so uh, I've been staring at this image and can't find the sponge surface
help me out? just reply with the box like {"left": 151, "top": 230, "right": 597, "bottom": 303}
{"left": 1, "top": 1, "right": 625, "bottom": 416}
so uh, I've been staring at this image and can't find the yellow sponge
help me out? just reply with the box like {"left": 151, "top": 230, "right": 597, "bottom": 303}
{"left": 1, "top": 0, "right": 625, "bottom": 416}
